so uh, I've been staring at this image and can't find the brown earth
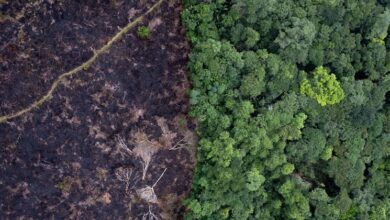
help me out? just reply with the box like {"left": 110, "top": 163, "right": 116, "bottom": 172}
{"left": 0, "top": 0, "right": 196, "bottom": 219}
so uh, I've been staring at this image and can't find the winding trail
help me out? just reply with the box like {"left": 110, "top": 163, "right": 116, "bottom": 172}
{"left": 0, "top": 0, "right": 164, "bottom": 123}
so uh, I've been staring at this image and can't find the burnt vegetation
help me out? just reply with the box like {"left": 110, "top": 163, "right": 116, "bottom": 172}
{"left": 0, "top": 0, "right": 195, "bottom": 219}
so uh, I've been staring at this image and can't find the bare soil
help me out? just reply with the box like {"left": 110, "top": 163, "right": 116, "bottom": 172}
{"left": 0, "top": 0, "right": 196, "bottom": 219}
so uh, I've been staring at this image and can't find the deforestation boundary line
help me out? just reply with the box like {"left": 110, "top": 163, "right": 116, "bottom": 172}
{"left": 0, "top": 0, "right": 164, "bottom": 123}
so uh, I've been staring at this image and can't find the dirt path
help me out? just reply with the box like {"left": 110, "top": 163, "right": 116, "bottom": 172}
{"left": 0, "top": 0, "right": 195, "bottom": 219}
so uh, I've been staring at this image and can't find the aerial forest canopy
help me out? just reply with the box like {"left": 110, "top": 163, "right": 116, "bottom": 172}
{"left": 182, "top": 0, "right": 390, "bottom": 219}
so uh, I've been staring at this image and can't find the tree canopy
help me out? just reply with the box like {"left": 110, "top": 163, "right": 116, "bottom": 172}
{"left": 183, "top": 0, "right": 390, "bottom": 219}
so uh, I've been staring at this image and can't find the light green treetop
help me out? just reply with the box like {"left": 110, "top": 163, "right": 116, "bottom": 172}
{"left": 300, "top": 66, "right": 345, "bottom": 106}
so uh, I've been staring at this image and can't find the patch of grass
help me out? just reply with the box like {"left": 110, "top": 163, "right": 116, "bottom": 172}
{"left": 137, "top": 26, "right": 150, "bottom": 40}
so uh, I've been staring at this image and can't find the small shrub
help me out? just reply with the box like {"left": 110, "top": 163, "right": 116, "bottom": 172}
{"left": 137, "top": 26, "right": 150, "bottom": 40}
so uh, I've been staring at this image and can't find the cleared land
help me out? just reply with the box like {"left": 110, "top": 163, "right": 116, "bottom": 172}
{"left": 0, "top": 0, "right": 195, "bottom": 219}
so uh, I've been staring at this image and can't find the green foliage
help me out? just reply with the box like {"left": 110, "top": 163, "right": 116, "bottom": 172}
{"left": 300, "top": 66, "right": 345, "bottom": 106}
{"left": 282, "top": 163, "right": 295, "bottom": 175}
{"left": 137, "top": 26, "right": 150, "bottom": 40}
{"left": 275, "top": 17, "right": 316, "bottom": 64}
{"left": 246, "top": 167, "right": 265, "bottom": 191}
{"left": 239, "top": 67, "right": 265, "bottom": 98}
{"left": 243, "top": 27, "right": 260, "bottom": 48}
{"left": 183, "top": 0, "right": 390, "bottom": 219}
{"left": 367, "top": 9, "right": 390, "bottom": 41}
{"left": 182, "top": 3, "right": 219, "bottom": 43}
{"left": 320, "top": 146, "right": 333, "bottom": 161}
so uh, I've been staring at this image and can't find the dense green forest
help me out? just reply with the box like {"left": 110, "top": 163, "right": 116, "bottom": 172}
{"left": 182, "top": 0, "right": 390, "bottom": 219}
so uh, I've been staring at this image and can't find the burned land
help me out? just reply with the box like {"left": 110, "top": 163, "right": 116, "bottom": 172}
{"left": 0, "top": 0, "right": 196, "bottom": 219}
